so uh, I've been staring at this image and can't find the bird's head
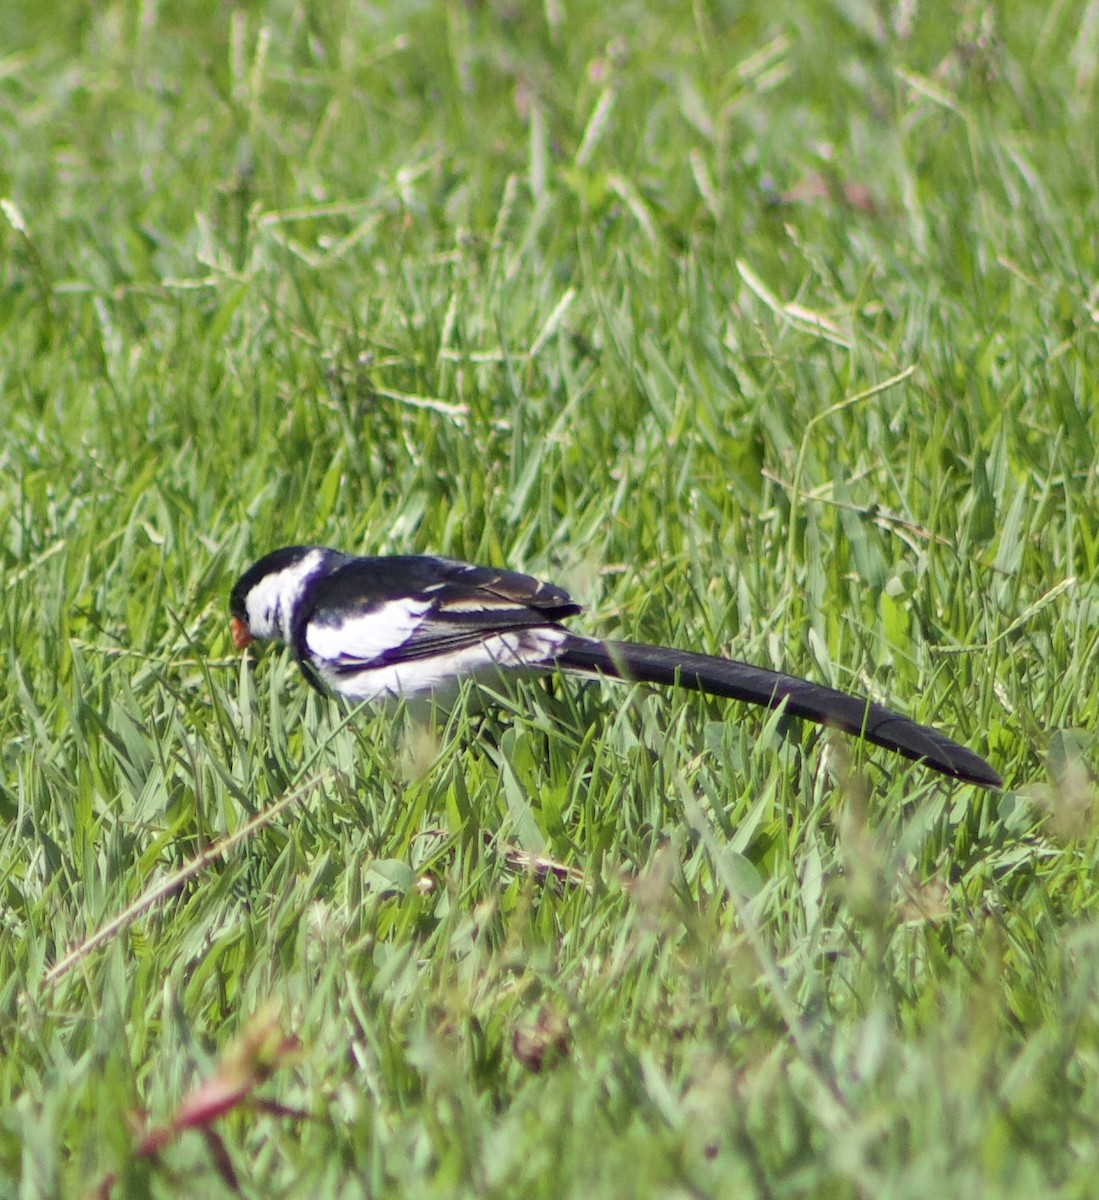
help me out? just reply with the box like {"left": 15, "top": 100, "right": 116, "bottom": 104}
{"left": 229, "top": 545, "right": 346, "bottom": 649}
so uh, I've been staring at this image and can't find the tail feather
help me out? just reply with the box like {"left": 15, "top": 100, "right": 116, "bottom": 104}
{"left": 555, "top": 637, "right": 1000, "bottom": 789}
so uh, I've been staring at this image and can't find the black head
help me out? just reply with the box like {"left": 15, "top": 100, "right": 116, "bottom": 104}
{"left": 230, "top": 545, "right": 349, "bottom": 647}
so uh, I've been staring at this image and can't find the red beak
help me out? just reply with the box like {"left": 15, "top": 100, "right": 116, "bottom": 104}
{"left": 230, "top": 617, "right": 253, "bottom": 649}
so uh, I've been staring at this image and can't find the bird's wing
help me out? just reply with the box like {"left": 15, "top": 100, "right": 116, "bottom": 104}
{"left": 298, "top": 556, "right": 581, "bottom": 671}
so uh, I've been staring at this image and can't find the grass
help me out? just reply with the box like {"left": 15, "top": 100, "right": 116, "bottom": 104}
{"left": 2, "top": 0, "right": 1099, "bottom": 1194}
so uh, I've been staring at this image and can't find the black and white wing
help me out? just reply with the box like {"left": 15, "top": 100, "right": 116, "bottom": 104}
{"left": 293, "top": 555, "right": 582, "bottom": 701}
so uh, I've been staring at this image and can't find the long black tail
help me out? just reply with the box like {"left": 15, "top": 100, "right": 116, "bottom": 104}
{"left": 555, "top": 637, "right": 1000, "bottom": 788}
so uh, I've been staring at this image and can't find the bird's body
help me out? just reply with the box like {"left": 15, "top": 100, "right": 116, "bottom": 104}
{"left": 229, "top": 546, "right": 1001, "bottom": 789}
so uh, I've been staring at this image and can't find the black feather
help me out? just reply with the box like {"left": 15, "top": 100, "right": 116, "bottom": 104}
{"left": 555, "top": 637, "right": 1001, "bottom": 788}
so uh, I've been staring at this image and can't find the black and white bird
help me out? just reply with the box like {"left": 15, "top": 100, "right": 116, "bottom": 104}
{"left": 229, "top": 545, "right": 1001, "bottom": 788}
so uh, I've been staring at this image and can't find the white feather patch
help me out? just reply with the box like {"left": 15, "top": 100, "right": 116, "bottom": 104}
{"left": 245, "top": 549, "right": 327, "bottom": 642}
{"left": 305, "top": 598, "right": 433, "bottom": 664}
{"left": 312, "top": 626, "right": 569, "bottom": 702}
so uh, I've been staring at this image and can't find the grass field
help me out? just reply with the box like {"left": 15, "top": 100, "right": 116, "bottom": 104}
{"left": 3, "top": 1, "right": 1099, "bottom": 1195}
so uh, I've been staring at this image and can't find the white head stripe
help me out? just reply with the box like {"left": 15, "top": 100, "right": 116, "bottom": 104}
{"left": 245, "top": 550, "right": 327, "bottom": 642}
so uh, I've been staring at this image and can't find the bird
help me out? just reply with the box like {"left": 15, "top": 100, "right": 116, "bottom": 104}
{"left": 229, "top": 545, "right": 1001, "bottom": 788}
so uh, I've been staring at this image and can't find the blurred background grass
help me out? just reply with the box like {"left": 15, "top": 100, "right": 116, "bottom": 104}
{"left": 2, "top": 1, "right": 1099, "bottom": 1195}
